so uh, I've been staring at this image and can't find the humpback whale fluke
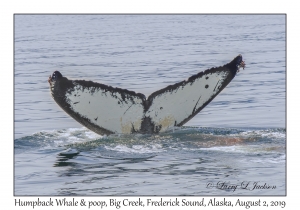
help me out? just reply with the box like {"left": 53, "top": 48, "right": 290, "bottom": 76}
{"left": 48, "top": 54, "right": 245, "bottom": 135}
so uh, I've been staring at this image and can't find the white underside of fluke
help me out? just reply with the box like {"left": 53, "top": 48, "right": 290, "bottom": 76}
{"left": 146, "top": 71, "right": 228, "bottom": 132}
{"left": 64, "top": 71, "right": 228, "bottom": 134}
{"left": 65, "top": 84, "right": 144, "bottom": 134}
{"left": 50, "top": 54, "right": 243, "bottom": 135}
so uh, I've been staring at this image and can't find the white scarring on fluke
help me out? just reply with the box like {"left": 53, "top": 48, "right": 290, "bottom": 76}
{"left": 48, "top": 54, "right": 246, "bottom": 135}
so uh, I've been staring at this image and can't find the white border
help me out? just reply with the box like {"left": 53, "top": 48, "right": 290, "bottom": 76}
{"left": 3, "top": 0, "right": 294, "bottom": 209}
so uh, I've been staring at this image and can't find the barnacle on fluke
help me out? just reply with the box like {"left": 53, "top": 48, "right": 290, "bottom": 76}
{"left": 48, "top": 55, "right": 245, "bottom": 135}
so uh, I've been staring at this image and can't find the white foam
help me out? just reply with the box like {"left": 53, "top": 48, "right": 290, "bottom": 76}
{"left": 104, "top": 144, "right": 164, "bottom": 154}
{"left": 233, "top": 129, "right": 286, "bottom": 139}
{"left": 33, "top": 127, "right": 103, "bottom": 147}
{"left": 200, "top": 144, "right": 285, "bottom": 155}
{"left": 200, "top": 145, "right": 242, "bottom": 152}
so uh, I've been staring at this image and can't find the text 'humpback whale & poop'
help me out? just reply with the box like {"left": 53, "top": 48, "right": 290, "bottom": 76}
{"left": 48, "top": 54, "right": 246, "bottom": 135}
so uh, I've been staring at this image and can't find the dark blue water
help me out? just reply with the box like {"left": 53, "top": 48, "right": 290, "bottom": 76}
{"left": 14, "top": 15, "right": 286, "bottom": 195}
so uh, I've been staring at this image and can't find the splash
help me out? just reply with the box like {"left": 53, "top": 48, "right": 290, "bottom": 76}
{"left": 15, "top": 126, "right": 285, "bottom": 155}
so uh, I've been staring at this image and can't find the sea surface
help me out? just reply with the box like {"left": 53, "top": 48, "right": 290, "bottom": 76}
{"left": 14, "top": 15, "right": 286, "bottom": 196}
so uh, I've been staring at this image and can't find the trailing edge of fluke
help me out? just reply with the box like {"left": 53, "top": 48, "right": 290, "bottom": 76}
{"left": 48, "top": 54, "right": 245, "bottom": 135}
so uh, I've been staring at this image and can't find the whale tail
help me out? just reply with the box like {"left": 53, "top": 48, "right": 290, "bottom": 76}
{"left": 49, "top": 54, "right": 245, "bottom": 135}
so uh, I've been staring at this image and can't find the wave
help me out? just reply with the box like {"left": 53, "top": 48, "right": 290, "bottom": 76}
{"left": 14, "top": 126, "right": 285, "bottom": 155}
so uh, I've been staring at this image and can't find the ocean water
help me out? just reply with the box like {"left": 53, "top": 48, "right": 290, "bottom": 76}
{"left": 14, "top": 14, "right": 286, "bottom": 196}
